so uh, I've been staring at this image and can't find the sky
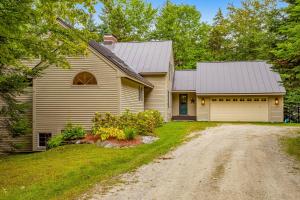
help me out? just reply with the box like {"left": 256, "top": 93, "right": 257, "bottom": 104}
{"left": 94, "top": 0, "right": 287, "bottom": 24}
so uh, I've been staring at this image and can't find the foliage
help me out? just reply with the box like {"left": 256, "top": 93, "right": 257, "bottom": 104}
{"left": 124, "top": 127, "right": 137, "bottom": 140}
{"left": 93, "top": 127, "right": 125, "bottom": 141}
{"left": 92, "top": 112, "right": 119, "bottom": 131}
{"left": 47, "top": 123, "right": 85, "bottom": 149}
{"left": 47, "top": 134, "right": 64, "bottom": 149}
{"left": 152, "top": 0, "right": 209, "bottom": 68}
{"left": 0, "top": 122, "right": 216, "bottom": 200}
{"left": 99, "top": 0, "right": 157, "bottom": 41}
{"left": 271, "top": 0, "right": 300, "bottom": 103}
{"left": 225, "top": 0, "right": 281, "bottom": 61}
{"left": 61, "top": 123, "right": 85, "bottom": 141}
{"left": 0, "top": 0, "right": 98, "bottom": 137}
{"left": 281, "top": 131, "right": 300, "bottom": 161}
{"left": 92, "top": 110, "right": 163, "bottom": 136}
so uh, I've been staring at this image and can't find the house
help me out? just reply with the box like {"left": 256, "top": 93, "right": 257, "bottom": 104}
{"left": 0, "top": 21, "right": 285, "bottom": 153}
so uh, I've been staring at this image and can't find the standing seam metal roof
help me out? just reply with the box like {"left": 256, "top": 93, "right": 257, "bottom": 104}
{"left": 104, "top": 41, "right": 172, "bottom": 73}
{"left": 173, "top": 70, "right": 196, "bottom": 91}
{"left": 196, "top": 61, "right": 286, "bottom": 94}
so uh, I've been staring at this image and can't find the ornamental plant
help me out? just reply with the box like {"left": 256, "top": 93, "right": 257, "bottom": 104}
{"left": 93, "top": 127, "right": 126, "bottom": 141}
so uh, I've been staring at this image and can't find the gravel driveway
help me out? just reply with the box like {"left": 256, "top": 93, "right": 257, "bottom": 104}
{"left": 88, "top": 124, "right": 300, "bottom": 200}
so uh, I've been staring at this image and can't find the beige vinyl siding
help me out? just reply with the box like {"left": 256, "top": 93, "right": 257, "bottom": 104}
{"left": 33, "top": 50, "right": 119, "bottom": 151}
{"left": 120, "top": 78, "right": 144, "bottom": 113}
{"left": 0, "top": 88, "right": 33, "bottom": 153}
{"left": 144, "top": 75, "right": 168, "bottom": 121}
{"left": 269, "top": 96, "right": 284, "bottom": 122}
{"left": 197, "top": 96, "right": 210, "bottom": 121}
{"left": 172, "top": 93, "right": 196, "bottom": 116}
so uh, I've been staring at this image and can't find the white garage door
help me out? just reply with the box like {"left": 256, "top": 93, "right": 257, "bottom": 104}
{"left": 210, "top": 97, "right": 269, "bottom": 122}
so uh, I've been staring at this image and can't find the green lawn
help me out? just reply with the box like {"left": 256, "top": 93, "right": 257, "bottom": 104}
{"left": 0, "top": 122, "right": 216, "bottom": 200}
{"left": 281, "top": 131, "right": 300, "bottom": 161}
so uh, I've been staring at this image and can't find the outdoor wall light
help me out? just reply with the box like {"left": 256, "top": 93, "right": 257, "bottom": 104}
{"left": 201, "top": 98, "right": 205, "bottom": 105}
{"left": 275, "top": 98, "right": 279, "bottom": 105}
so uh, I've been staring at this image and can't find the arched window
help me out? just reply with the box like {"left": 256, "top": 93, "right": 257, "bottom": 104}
{"left": 73, "top": 72, "right": 97, "bottom": 85}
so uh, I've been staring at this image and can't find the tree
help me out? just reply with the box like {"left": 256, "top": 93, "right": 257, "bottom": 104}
{"left": 226, "top": 0, "right": 280, "bottom": 60}
{"left": 0, "top": 0, "right": 97, "bottom": 136}
{"left": 271, "top": 0, "right": 300, "bottom": 105}
{"left": 208, "top": 9, "right": 230, "bottom": 61}
{"left": 99, "top": 0, "right": 157, "bottom": 41}
{"left": 153, "top": 0, "right": 209, "bottom": 69}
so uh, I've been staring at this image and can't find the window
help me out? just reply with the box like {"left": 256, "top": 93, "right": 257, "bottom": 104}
{"left": 138, "top": 86, "right": 144, "bottom": 101}
{"left": 254, "top": 98, "right": 259, "bottom": 101}
{"left": 212, "top": 98, "right": 217, "bottom": 102}
{"left": 240, "top": 98, "right": 245, "bottom": 102}
{"left": 38, "top": 133, "right": 52, "bottom": 147}
{"left": 233, "top": 98, "right": 238, "bottom": 102}
{"left": 219, "top": 98, "right": 224, "bottom": 101}
{"left": 73, "top": 72, "right": 97, "bottom": 85}
{"left": 226, "top": 99, "right": 231, "bottom": 101}
{"left": 261, "top": 98, "right": 267, "bottom": 101}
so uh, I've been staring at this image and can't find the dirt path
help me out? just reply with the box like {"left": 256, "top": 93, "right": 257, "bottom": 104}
{"left": 87, "top": 125, "right": 300, "bottom": 200}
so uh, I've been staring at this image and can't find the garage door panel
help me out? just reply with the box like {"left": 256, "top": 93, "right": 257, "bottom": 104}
{"left": 210, "top": 100, "right": 268, "bottom": 122}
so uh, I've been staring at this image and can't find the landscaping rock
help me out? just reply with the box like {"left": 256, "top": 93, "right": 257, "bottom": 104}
{"left": 141, "top": 136, "right": 159, "bottom": 144}
{"left": 96, "top": 140, "right": 118, "bottom": 148}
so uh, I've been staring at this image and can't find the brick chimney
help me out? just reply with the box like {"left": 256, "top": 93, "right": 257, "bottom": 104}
{"left": 103, "top": 34, "right": 118, "bottom": 45}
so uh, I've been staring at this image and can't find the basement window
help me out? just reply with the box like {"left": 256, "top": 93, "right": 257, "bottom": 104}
{"left": 38, "top": 133, "right": 52, "bottom": 147}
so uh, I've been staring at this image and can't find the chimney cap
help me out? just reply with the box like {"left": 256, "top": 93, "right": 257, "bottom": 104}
{"left": 103, "top": 34, "right": 118, "bottom": 45}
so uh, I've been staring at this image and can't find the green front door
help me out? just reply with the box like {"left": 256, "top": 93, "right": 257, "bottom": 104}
{"left": 179, "top": 94, "right": 188, "bottom": 115}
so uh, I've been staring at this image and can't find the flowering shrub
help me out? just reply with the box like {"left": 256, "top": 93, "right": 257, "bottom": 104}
{"left": 93, "top": 127, "right": 125, "bottom": 141}
{"left": 91, "top": 109, "right": 164, "bottom": 137}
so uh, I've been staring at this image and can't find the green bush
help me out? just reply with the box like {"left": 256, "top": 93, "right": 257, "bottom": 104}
{"left": 124, "top": 127, "right": 137, "bottom": 140}
{"left": 47, "top": 123, "right": 86, "bottom": 149}
{"left": 47, "top": 134, "right": 64, "bottom": 148}
{"left": 92, "top": 110, "right": 163, "bottom": 136}
{"left": 93, "top": 127, "right": 125, "bottom": 141}
{"left": 118, "top": 109, "right": 137, "bottom": 130}
{"left": 92, "top": 112, "right": 119, "bottom": 132}
{"left": 62, "top": 122, "right": 85, "bottom": 140}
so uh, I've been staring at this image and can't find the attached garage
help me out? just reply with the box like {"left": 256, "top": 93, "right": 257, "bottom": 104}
{"left": 194, "top": 62, "right": 286, "bottom": 122}
{"left": 209, "top": 97, "right": 269, "bottom": 122}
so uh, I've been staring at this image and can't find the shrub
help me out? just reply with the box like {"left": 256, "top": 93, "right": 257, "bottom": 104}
{"left": 124, "top": 127, "right": 137, "bottom": 140}
{"left": 62, "top": 122, "right": 85, "bottom": 141}
{"left": 92, "top": 112, "right": 119, "bottom": 132}
{"left": 119, "top": 109, "right": 137, "bottom": 130}
{"left": 91, "top": 110, "right": 164, "bottom": 136}
{"left": 47, "top": 134, "right": 64, "bottom": 148}
{"left": 93, "top": 127, "right": 125, "bottom": 141}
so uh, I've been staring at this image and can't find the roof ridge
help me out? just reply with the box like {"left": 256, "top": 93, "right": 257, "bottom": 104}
{"left": 197, "top": 60, "right": 267, "bottom": 64}
{"left": 115, "top": 40, "right": 172, "bottom": 44}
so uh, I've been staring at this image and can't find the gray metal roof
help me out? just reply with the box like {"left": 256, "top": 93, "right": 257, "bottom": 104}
{"left": 173, "top": 70, "right": 196, "bottom": 91}
{"left": 103, "top": 41, "right": 172, "bottom": 73}
{"left": 196, "top": 61, "right": 286, "bottom": 94}
{"left": 89, "top": 41, "right": 154, "bottom": 88}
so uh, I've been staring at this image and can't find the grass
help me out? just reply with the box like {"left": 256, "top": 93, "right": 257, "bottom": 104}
{"left": 281, "top": 130, "right": 300, "bottom": 161}
{"left": 0, "top": 122, "right": 216, "bottom": 200}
